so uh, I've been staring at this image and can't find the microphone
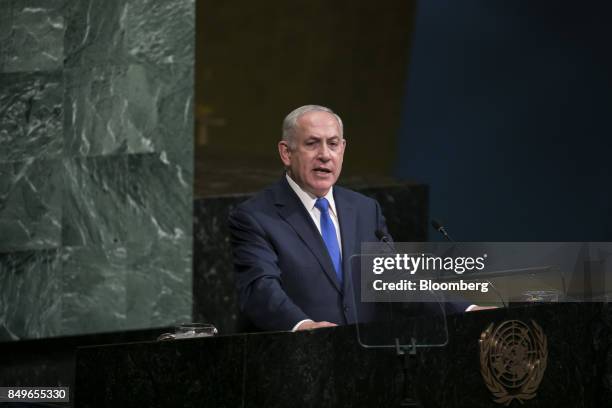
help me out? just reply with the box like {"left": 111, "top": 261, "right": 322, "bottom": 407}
{"left": 375, "top": 229, "right": 395, "bottom": 252}
{"left": 375, "top": 229, "right": 391, "bottom": 243}
{"left": 431, "top": 219, "right": 454, "bottom": 242}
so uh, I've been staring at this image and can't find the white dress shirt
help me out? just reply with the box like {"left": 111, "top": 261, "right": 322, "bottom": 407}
{"left": 285, "top": 174, "right": 343, "bottom": 330}
{"left": 285, "top": 174, "right": 343, "bottom": 253}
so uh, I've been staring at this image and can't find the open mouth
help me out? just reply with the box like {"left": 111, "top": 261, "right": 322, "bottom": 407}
{"left": 313, "top": 167, "right": 332, "bottom": 174}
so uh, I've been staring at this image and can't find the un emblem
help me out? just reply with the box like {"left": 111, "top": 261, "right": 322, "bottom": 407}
{"left": 479, "top": 320, "right": 548, "bottom": 405}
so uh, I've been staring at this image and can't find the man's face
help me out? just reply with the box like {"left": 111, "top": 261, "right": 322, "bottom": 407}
{"left": 278, "top": 111, "right": 346, "bottom": 197}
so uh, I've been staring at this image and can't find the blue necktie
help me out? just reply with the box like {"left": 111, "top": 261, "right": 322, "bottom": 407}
{"left": 315, "top": 198, "right": 343, "bottom": 284}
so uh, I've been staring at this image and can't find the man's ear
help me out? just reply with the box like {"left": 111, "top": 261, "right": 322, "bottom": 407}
{"left": 278, "top": 141, "right": 291, "bottom": 167}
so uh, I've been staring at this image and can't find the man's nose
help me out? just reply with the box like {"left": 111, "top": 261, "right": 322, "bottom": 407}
{"left": 317, "top": 143, "right": 331, "bottom": 160}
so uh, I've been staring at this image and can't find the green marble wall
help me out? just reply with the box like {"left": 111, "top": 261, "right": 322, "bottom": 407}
{"left": 0, "top": 0, "right": 194, "bottom": 340}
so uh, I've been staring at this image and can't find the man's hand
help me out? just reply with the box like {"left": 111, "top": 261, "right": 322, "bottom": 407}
{"left": 295, "top": 320, "right": 338, "bottom": 331}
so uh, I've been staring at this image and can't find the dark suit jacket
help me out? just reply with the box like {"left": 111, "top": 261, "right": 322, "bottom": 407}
{"left": 229, "top": 176, "right": 389, "bottom": 331}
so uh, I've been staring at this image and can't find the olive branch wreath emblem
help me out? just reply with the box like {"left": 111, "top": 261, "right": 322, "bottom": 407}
{"left": 479, "top": 320, "right": 548, "bottom": 406}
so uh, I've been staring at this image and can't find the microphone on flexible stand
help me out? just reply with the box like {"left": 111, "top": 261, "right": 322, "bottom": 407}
{"left": 431, "top": 219, "right": 454, "bottom": 242}
{"left": 375, "top": 229, "right": 395, "bottom": 252}
{"left": 375, "top": 229, "right": 391, "bottom": 243}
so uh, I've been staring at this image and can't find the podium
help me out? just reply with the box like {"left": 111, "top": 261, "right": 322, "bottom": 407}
{"left": 75, "top": 303, "right": 612, "bottom": 407}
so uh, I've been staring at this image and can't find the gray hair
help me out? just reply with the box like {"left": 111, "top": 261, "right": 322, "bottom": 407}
{"left": 282, "top": 105, "right": 344, "bottom": 148}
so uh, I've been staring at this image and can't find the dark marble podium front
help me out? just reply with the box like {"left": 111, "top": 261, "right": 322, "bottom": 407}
{"left": 75, "top": 303, "right": 612, "bottom": 408}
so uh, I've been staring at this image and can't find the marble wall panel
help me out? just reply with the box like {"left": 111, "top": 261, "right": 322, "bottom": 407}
{"left": 126, "top": 153, "right": 191, "bottom": 242}
{"left": 60, "top": 246, "right": 127, "bottom": 335}
{"left": 0, "top": 0, "right": 66, "bottom": 73}
{"left": 0, "top": 249, "right": 62, "bottom": 341}
{"left": 124, "top": 250, "right": 161, "bottom": 329}
{"left": 126, "top": 239, "right": 191, "bottom": 328}
{"left": 0, "top": 159, "right": 62, "bottom": 252}
{"left": 64, "top": 63, "right": 193, "bottom": 159}
{"left": 63, "top": 0, "right": 194, "bottom": 159}
{"left": 63, "top": 65, "right": 130, "bottom": 156}
{"left": 63, "top": 0, "right": 127, "bottom": 69}
{"left": 1, "top": 0, "right": 194, "bottom": 340}
{"left": 125, "top": 153, "right": 192, "bottom": 327}
{"left": 124, "top": 0, "right": 195, "bottom": 73}
{"left": 122, "top": 64, "right": 161, "bottom": 155}
{"left": 131, "top": 67, "right": 194, "bottom": 163}
{"left": 0, "top": 71, "right": 63, "bottom": 162}
{"left": 61, "top": 155, "right": 129, "bottom": 248}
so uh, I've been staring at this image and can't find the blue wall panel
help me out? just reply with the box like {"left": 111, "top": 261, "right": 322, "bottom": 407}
{"left": 397, "top": 0, "right": 612, "bottom": 241}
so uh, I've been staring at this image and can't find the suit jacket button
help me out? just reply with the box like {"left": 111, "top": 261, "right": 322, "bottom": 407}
{"left": 343, "top": 305, "right": 349, "bottom": 312}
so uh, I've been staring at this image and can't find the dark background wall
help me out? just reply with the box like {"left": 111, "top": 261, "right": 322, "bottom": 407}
{"left": 396, "top": 0, "right": 612, "bottom": 241}
{"left": 194, "top": 0, "right": 416, "bottom": 197}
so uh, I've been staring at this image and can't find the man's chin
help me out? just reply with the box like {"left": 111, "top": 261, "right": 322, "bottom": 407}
{"left": 307, "top": 181, "right": 334, "bottom": 197}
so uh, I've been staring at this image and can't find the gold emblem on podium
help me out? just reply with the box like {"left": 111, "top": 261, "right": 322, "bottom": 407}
{"left": 479, "top": 320, "right": 547, "bottom": 405}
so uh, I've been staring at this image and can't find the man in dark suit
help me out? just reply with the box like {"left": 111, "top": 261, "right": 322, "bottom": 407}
{"left": 229, "top": 105, "right": 390, "bottom": 331}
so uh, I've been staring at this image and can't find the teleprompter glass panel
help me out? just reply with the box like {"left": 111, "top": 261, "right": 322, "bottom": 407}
{"left": 348, "top": 254, "right": 449, "bottom": 349}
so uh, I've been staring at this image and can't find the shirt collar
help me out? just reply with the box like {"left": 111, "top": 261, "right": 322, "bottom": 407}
{"left": 285, "top": 173, "right": 337, "bottom": 216}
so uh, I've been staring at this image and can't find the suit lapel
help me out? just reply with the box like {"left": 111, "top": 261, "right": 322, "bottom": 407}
{"left": 334, "top": 187, "right": 357, "bottom": 295}
{"left": 273, "top": 178, "right": 342, "bottom": 293}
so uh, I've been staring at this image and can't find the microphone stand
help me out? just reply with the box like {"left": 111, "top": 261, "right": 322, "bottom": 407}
{"left": 377, "top": 230, "right": 422, "bottom": 406}
{"left": 395, "top": 337, "right": 421, "bottom": 408}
